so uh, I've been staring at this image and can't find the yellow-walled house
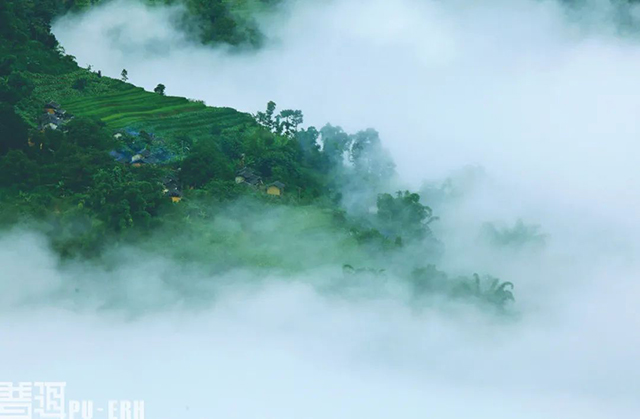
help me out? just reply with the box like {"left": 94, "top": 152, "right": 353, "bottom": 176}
{"left": 267, "top": 181, "right": 285, "bottom": 196}
{"left": 162, "top": 175, "right": 183, "bottom": 202}
{"left": 168, "top": 189, "right": 182, "bottom": 203}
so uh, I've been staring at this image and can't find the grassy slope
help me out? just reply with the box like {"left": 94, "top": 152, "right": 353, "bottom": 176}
{"left": 27, "top": 69, "right": 256, "bottom": 143}
{"left": 152, "top": 202, "right": 364, "bottom": 271}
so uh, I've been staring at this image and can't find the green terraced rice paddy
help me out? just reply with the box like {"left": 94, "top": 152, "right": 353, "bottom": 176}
{"left": 30, "top": 70, "right": 255, "bottom": 143}
{"left": 64, "top": 87, "right": 255, "bottom": 142}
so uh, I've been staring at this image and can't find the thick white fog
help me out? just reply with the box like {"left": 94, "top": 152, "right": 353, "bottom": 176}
{"left": 1, "top": 0, "right": 639, "bottom": 417}
{"left": 2, "top": 231, "right": 639, "bottom": 418}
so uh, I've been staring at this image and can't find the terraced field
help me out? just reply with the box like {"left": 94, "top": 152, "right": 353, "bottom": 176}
{"left": 29, "top": 70, "right": 256, "bottom": 143}
{"left": 64, "top": 88, "right": 255, "bottom": 142}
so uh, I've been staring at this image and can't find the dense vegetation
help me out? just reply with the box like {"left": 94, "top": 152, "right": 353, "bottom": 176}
{"left": 0, "top": 0, "right": 516, "bottom": 310}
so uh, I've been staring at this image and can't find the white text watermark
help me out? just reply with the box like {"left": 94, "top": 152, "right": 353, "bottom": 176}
{"left": 0, "top": 382, "right": 144, "bottom": 419}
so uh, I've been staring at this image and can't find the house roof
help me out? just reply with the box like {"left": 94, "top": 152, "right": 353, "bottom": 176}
{"left": 236, "top": 167, "right": 262, "bottom": 185}
{"left": 162, "top": 174, "right": 178, "bottom": 185}
{"left": 38, "top": 114, "right": 62, "bottom": 130}
{"left": 269, "top": 181, "right": 286, "bottom": 189}
{"left": 166, "top": 188, "right": 182, "bottom": 197}
{"left": 245, "top": 176, "right": 262, "bottom": 186}
{"left": 236, "top": 167, "right": 255, "bottom": 176}
{"left": 45, "top": 101, "right": 61, "bottom": 110}
{"left": 39, "top": 114, "right": 61, "bottom": 124}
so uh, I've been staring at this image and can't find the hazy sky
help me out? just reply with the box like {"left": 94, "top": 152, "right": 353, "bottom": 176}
{"left": 2, "top": 1, "right": 639, "bottom": 418}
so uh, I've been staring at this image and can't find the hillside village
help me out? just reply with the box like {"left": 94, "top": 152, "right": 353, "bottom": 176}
{"left": 29, "top": 95, "right": 288, "bottom": 204}
{"left": 235, "top": 166, "right": 286, "bottom": 196}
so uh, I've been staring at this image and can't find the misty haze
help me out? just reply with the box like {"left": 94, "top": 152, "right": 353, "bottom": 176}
{"left": 1, "top": 0, "right": 639, "bottom": 418}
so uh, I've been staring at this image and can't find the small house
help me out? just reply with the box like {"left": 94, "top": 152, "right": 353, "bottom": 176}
{"left": 44, "top": 102, "right": 61, "bottom": 114}
{"left": 131, "top": 155, "right": 144, "bottom": 167}
{"left": 162, "top": 175, "right": 183, "bottom": 202}
{"left": 162, "top": 175, "right": 179, "bottom": 192}
{"left": 38, "top": 114, "right": 62, "bottom": 131}
{"left": 131, "top": 149, "right": 152, "bottom": 166}
{"left": 235, "top": 167, "right": 262, "bottom": 187}
{"left": 267, "top": 181, "right": 285, "bottom": 196}
{"left": 167, "top": 189, "right": 183, "bottom": 203}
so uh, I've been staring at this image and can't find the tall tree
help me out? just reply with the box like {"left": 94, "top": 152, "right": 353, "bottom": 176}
{"left": 0, "top": 150, "right": 39, "bottom": 188}
{"left": 181, "top": 141, "right": 233, "bottom": 187}
{"left": 376, "top": 191, "right": 437, "bottom": 241}
{"left": 350, "top": 128, "right": 395, "bottom": 183}
{"left": 89, "top": 166, "right": 164, "bottom": 231}
{"left": 319, "top": 124, "right": 351, "bottom": 170}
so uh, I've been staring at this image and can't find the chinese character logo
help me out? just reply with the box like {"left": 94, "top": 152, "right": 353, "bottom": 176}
{"left": 0, "top": 382, "right": 65, "bottom": 419}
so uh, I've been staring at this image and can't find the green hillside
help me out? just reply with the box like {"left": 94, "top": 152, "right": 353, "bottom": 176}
{"left": 28, "top": 70, "right": 255, "bottom": 143}
{"left": 0, "top": 0, "right": 516, "bottom": 309}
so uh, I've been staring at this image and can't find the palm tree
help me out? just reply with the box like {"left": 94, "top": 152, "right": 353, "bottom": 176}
{"left": 453, "top": 274, "right": 515, "bottom": 308}
{"left": 485, "top": 276, "right": 515, "bottom": 306}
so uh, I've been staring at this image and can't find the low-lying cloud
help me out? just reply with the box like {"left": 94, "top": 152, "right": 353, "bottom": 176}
{"left": 2, "top": 229, "right": 639, "bottom": 418}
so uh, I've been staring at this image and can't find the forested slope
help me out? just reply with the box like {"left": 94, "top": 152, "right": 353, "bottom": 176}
{"left": 0, "top": 0, "right": 516, "bottom": 310}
